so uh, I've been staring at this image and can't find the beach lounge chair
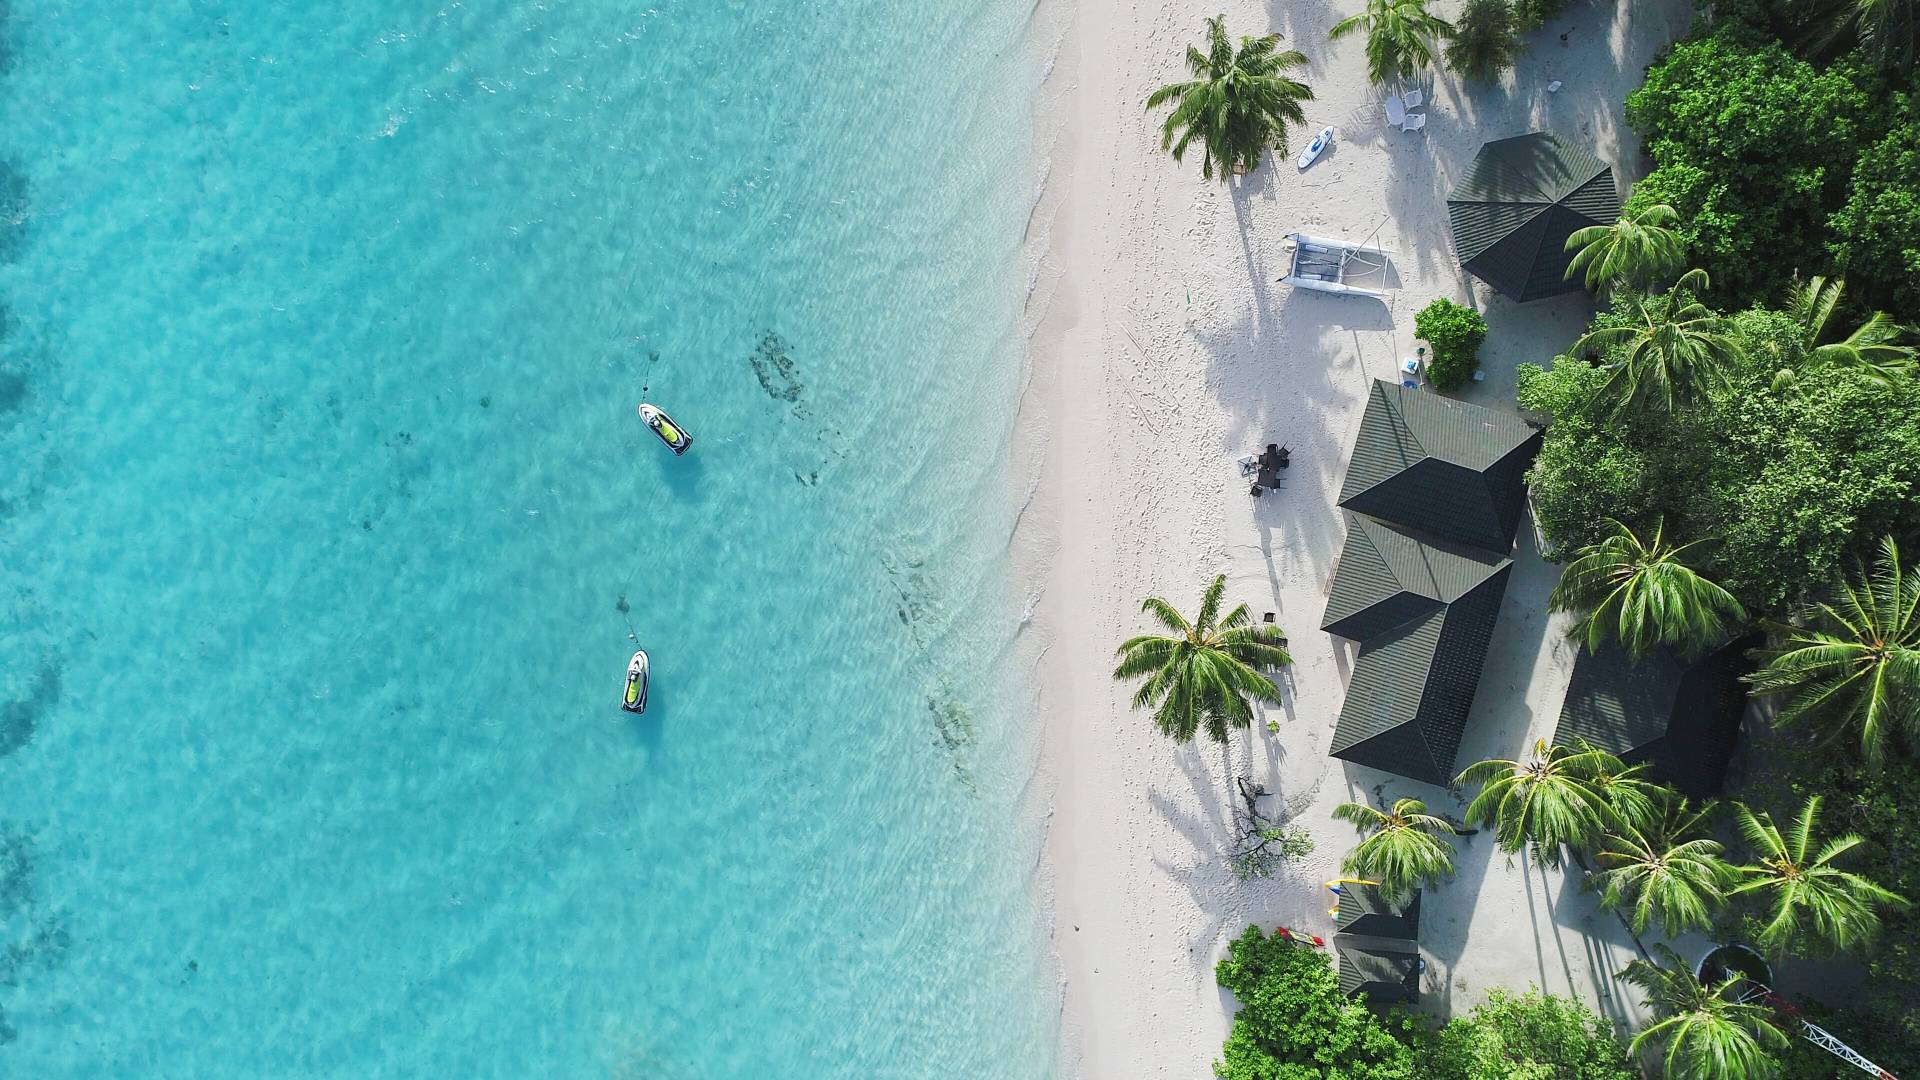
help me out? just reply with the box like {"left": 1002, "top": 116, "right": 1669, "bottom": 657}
{"left": 1384, "top": 94, "right": 1406, "bottom": 129}
{"left": 1402, "top": 112, "right": 1426, "bottom": 133}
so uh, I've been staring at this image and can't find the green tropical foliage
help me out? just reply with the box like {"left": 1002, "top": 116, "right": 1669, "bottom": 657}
{"left": 1329, "top": 0, "right": 1455, "bottom": 85}
{"left": 1730, "top": 726, "right": 1920, "bottom": 1074}
{"left": 1413, "top": 297, "right": 1489, "bottom": 390}
{"left": 1456, "top": 740, "right": 1621, "bottom": 867}
{"left": 1516, "top": 310, "right": 1920, "bottom": 613}
{"left": 1571, "top": 270, "right": 1743, "bottom": 415}
{"left": 1770, "top": 275, "right": 1919, "bottom": 390}
{"left": 1747, "top": 536, "right": 1920, "bottom": 765}
{"left": 1811, "top": 0, "right": 1919, "bottom": 72}
{"left": 1332, "top": 797, "right": 1458, "bottom": 902}
{"left": 1618, "top": 944, "right": 1791, "bottom": 1080}
{"left": 1431, "top": 989, "right": 1638, "bottom": 1080}
{"left": 1594, "top": 797, "right": 1734, "bottom": 938}
{"left": 1113, "top": 573, "right": 1291, "bottom": 744}
{"left": 1729, "top": 796, "right": 1909, "bottom": 955}
{"left": 1830, "top": 116, "right": 1920, "bottom": 312}
{"left": 1564, "top": 203, "right": 1688, "bottom": 292}
{"left": 1444, "top": 0, "right": 1523, "bottom": 81}
{"left": 1548, "top": 517, "right": 1746, "bottom": 659}
{"left": 1583, "top": 753, "right": 1668, "bottom": 837}
{"left": 1146, "top": 17, "right": 1315, "bottom": 181}
{"left": 1213, "top": 925, "right": 1428, "bottom": 1080}
{"left": 1623, "top": 35, "right": 1883, "bottom": 307}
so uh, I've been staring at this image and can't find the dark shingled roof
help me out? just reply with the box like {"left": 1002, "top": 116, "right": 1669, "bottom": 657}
{"left": 1322, "top": 515, "right": 1512, "bottom": 640}
{"left": 1338, "top": 944, "right": 1422, "bottom": 1003}
{"left": 1446, "top": 132, "right": 1620, "bottom": 303}
{"left": 1329, "top": 565, "right": 1512, "bottom": 785}
{"left": 1337, "top": 381, "right": 1543, "bottom": 554}
{"left": 1336, "top": 886, "right": 1421, "bottom": 941}
{"left": 1552, "top": 636, "right": 1758, "bottom": 797}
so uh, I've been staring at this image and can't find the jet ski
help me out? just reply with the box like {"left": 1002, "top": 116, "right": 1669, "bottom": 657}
{"left": 622, "top": 649, "right": 650, "bottom": 713}
{"left": 1297, "top": 126, "right": 1334, "bottom": 170}
{"left": 637, "top": 403, "right": 692, "bottom": 455}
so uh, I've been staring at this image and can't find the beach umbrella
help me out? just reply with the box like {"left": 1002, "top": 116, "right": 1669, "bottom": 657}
{"left": 1445, "top": 132, "right": 1619, "bottom": 303}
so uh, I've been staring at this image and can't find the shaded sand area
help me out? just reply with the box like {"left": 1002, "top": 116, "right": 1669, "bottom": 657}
{"left": 1015, "top": 0, "right": 1699, "bottom": 1073}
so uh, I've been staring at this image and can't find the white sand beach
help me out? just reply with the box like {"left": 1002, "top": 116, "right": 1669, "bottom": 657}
{"left": 1015, "top": 0, "right": 1699, "bottom": 1073}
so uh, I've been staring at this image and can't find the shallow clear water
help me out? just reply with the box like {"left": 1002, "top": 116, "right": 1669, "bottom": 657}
{"left": 0, "top": 1, "right": 1053, "bottom": 1074}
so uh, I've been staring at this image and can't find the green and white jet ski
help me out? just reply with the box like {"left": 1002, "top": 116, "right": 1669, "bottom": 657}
{"left": 622, "top": 649, "right": 650, "bottom": 714}
{"left": 637, "top": 403, "right": 692, "bottom": 455}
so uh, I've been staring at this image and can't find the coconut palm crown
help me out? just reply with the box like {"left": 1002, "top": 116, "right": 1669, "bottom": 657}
{"left": 1728, "top": 797, "right": 1909, "bottom": 955}
{"left": 1573, "top": 269, "right": 1742, "bottom": 416}
{"left": 1112, "top": 573, "right": 1292, "bottom": 744}
{"left": 1618, "top": 944, "right": 1790, "bottom": 1080}
{"left": 1563, "top": 203, "right": 1688, "bottom": 292}
{"left": 1549, "top": 517, "right": 1746, "bottom": 660}
{"left": 1775, "top": 275, "right": 1919, "bottom": 389}
{"left": 1146, "top": 17, "right": 1315, "bottom": 181}
{"left": 1594, "top": 797, "right": 1733, "bottom": 939}
{"left": 1329, "top": 0, "right": 1455, "bottom": 85}
{"left": 1455, "top": 739, "right": 1624, "bottom": 867}
{"left": 1746, "top": 535, "right": 1920, "bottom": 765}
{"left": 1332, "top": 797, "right": 1458, "bottom": 901}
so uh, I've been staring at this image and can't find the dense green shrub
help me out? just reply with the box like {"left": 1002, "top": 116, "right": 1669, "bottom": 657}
{"left": 1829, "top": 110, "right": 1920, "bottom": 311}
{"left": 1415, "top": 298, "right": 1489, "bottom": 391}
{"left": 1518, "top": 304, "right": 1920, "bottom": 612}
{"left": 1431, "top": 989, "right": 1637, "bottom": 1080}
{"left": 1214, "top": 925, "right": 1428, "bottom": 1080}
{"left": 1624, "top": 36, "right": 1883, "bottom": 305}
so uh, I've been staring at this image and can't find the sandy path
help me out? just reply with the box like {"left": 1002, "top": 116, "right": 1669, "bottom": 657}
{"left": 1015, "top": 0, "right": 1698, "bottom": 1074}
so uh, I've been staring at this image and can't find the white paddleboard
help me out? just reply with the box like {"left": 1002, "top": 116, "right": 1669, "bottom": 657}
{"left": 1297, "top": 126, "right": 1334, "bottom": 170}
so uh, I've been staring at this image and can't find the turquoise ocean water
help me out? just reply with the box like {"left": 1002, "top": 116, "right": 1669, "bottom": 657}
{"left": 0, "top": 1, "right": 1055, "bottom": 1075}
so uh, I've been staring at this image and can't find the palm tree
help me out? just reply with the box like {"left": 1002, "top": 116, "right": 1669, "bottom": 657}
{"left": 1563, "top": 203, "right": 1688, "bottom": 292}
{"left": 1729, "top": 797, "right": 1909, "bottom": 955}
{"left": 1572, "top": 269, "right": 1743, "bottom": 416}
{"left": 1581, "top": 750, "right": 1668, "bottom": 836}
{"left": 1809, "top": 0, "right": 1917, "bottom": 74}
{"left": 1329, "top": 0, "right": 1455, "bottom": 85}
{"left": 1618, "top": 944, "right": 1791, "bottom": 1080}
{"left": 1443, "top": 0, "right": 1521, "bottom": 81}
{"left": 1112, "top": 573, "right": 1292, "bottom": 743}
{"left": 1772, "top": 275, "right": 1919, "bottom": 389}
{"left": 1455, "top": 739, "right": 1621, "bottom": 867}
{"left": 1146, "top": 17, "right": 1315, "bottom": 181}
{"left": 1594, "top": 798, "right": 1734, "bottom": 938}
{"left": 1746, "top": 536, "right": 1920, "bottom": 766}
{"left": 1332, "top": 797, "right": 1458, "bottom": 901}
{"left": 1548, "top": 517, "right": 1747, "bottom": 660}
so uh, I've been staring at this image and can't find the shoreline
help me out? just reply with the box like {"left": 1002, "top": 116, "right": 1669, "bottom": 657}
{"left": 1013, "top": 0, "right": 1698, "bottom": 1073}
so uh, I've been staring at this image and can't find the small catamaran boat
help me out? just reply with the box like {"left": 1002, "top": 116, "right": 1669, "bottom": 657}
{"left": 637, "top": 403, "right": 692, "bottom": 455}
{"left": 622, "top": 649, "right": 650, "bottom": 714}
{"left": 1280, "top": 231, "right": 1391, "bottom": 298}
{"left": 1297, "top": 126, "right": 1335, "bottom": 170}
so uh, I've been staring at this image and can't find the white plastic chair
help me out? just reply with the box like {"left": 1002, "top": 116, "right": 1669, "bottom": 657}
{"left": 1384, "top": 94, "right": 1406, "bottom": 128}
{"left": 1402, "top": 88, "right": 1424, "bottom": 109}
{"left": 1402, "top": 112, "right": 1427, "bottom": 133}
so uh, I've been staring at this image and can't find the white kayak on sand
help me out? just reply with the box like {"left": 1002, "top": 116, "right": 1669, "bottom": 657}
{"left": 1297, "top": 126, "right": 1335, "bottom": 170}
